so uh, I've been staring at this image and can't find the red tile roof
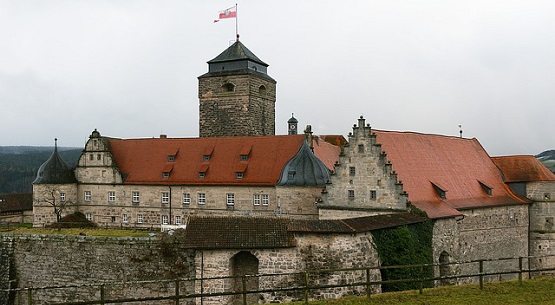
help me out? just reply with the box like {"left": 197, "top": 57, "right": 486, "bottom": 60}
{"left": 312, "top": 136, "right": 342, "bottom": 173}
{"left": 491, "top": 155, "right": 555, "bottom": 183}
{"left": 107, "top": 135, "right": 340, "bottom": 186}
{"left": 373, "top": 130, "right": 528, "bottom": 219}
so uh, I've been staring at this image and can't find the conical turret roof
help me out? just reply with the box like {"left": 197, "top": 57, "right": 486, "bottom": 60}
{"left": 33, "top": 139, "right": 77, "bottom": 184}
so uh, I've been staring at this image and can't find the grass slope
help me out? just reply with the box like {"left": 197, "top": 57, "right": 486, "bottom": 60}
{"left": 287, "top": 278, "right": 555, "bottom": 305}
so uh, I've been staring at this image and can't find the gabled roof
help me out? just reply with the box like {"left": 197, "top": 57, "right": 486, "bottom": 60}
{"left": 106, "top": 135, "right": 339, "bottom": 186}
{"left": 373, "top": 130, "right": 528, "bottom": 219}
{"left": 183, "top": 216, "right": 295, "bottom": 249}
{"left": 207, "top": 40, "right": 268, "bottom": 66}
{"left": 491, "top": 155, "right": 555, "bottom": 183}
{"left": 183, "top": 213, "right": 428, "bottom": 249}
{"left": 0, "top": 193, "right": 33, "bottom": 213}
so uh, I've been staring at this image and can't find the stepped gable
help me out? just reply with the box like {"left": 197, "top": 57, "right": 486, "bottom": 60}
{"left": 106, "top": 135, "right": 339, "bottom": 185}
{"left": 33, "top": 139, "right": 77, "bottom": 184}
{"left": 373, "top": 130, "right": 529, "bottom": 219}
{"left": 491, "top": 155, "right": 555, "bottom": 183}
{"left": 183, "top": 216, "right": 295, "bottom": 249}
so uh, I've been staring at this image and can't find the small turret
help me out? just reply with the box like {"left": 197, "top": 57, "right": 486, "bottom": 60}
{"left": 33, "top": 139, "right": 77, "bottom": 184}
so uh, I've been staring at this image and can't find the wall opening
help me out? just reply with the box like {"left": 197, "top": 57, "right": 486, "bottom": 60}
{"left": 439, "top": 251, "right": 455, "bottom": 285}
{"left": 230, "top": 251, "right": 259, "bottom": 305}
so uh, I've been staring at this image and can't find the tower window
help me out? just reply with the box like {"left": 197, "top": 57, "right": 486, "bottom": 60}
{"left": 370, "top": 190, "right": 377, "bottom": 200}
{"left": 349, "top": 167, "right": 356, "bottom": 176}
{"left": 358, "top": 144, "right": 364, "bottom": 153}
{"left": 222, "top": 83, "right": 235, "bottom": 92}
{"left": 259, "top": 85, "right": 267, "bottom": 95}
{"left": 348, "top": 190, "right": 355, "bottom": 200}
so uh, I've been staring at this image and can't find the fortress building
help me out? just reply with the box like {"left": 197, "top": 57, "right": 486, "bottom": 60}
{"left": 29, "top": 39, "right": 555, "bottom": 304}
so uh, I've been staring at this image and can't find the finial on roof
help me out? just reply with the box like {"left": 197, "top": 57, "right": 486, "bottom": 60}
{"left": 236, "top": 34, "right": 240, "bottom": 41}
{"left": 54, "top": 138, "right": 57, "bottom": 147}
{"left": 458, "top": 124, "right": 463, "bottom": 138}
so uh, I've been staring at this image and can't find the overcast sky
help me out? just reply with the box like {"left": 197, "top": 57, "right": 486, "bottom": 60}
{"left": 1, "top": 1, "right": 554, "bottom": 156}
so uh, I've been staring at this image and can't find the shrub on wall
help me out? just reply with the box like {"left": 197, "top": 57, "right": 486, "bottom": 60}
{"left": 372, "top": 215, "right": 433, "bottom": 292}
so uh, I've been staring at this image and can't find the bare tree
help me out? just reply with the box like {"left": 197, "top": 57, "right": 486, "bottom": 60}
{"left": 37, "top": 187, "right": 72, "bottom": 223}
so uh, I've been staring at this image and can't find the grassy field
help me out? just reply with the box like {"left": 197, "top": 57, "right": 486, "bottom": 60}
{"left": 0, "top": 226, "right": 152, "bottom": 237}
{"left": 287, "top": 278, "right": 555, "bottom": 305}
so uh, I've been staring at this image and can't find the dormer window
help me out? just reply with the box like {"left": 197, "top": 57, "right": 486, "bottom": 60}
{"left": 288, "top": 170, "right": 296, "bottom": 180}
{"left": 431, "top": 182, "right": 447, "bottom": 199}
{"left": 167, "top": 148, "right": 178, "bottom": 162}
{"left": 162, "top": 172, "right": 170, "bottom": 179}
{"left": 198, "top": 163, "right": 209, "bottom": 178}
{"left": 236, "top": 172, "right": 244, "bottom": 179}
{"left": 199, "top": 172, "right": 206, "bottom": 178}
{"left": 203, "top": 146, "right": 214, "bottom": 162}
{"left": 222, "top": 83, "right": 235, "bottom": 92}
{"left": 240, "top": 145, "right": 252, "bottom": 161}
{"left": 162, "top": 164, "right": 173, "bottom": 179}
{"left": 478, "top": 180, "right": 493, "bottom": 196}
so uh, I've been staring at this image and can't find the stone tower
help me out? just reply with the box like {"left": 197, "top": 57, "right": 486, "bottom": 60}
{"left": 198, "top": 40, "right": 276, "bottom": 137}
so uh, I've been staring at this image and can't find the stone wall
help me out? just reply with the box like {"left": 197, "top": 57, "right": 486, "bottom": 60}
{"left": 34, "top": 184, "right": 320, "bottom": 227}
{"left": 0, "top": 235, "right": 195, "bottom": 305}
{"left": 527, "top": 181, "right": 555, "bottom": 275}
{"left": 195, "top": 232, "right": 381, "bottom": 305}
{"left": 457, "top": 205, "right": 529, "bottom": 282}
{"left": 198, "top": 73, "right": 276, "bottom": 138}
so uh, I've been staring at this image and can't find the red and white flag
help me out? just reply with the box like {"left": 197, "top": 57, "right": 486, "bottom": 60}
{"left": 214, "top": 6, "right": 236, "bottom": 22}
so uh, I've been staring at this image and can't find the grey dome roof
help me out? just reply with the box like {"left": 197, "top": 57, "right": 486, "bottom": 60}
{"left": 33, "top": 139, "right": 77, "bottom": 184}
{"left": 277, "top": 141, "right": 330, "bottom": 186}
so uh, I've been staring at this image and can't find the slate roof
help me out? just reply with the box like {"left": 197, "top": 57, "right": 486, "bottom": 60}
{"left": 106, "top": 135, "right": 340, "bottom": 186}
{"left": 183, "top": 213, "right": 427, "bottom": 249}
{"left": 207, "top": 40, "right": 268, "bottom": 66}
{"left": 373, "top": 130, "right": 528, "bottom": 219}
{"left": 491, "top": 155, "right": 555, "bottom": 183}
{"left": 0, "top": 193, "right": 33, "bottom": 214}
{"left": 33, "top": 141, "right": 77, "bottom": 184}
{"left": 277, "top": 141, "right": 331, "bottom": 186}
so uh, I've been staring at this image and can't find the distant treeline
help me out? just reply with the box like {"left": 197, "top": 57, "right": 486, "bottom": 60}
{"left": 0, "top": 147, "right": 82, "bottom": 194}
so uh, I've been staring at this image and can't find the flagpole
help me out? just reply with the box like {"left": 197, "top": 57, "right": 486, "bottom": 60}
{"left": 235, "top": 3, "right": 239, "bottom": 41}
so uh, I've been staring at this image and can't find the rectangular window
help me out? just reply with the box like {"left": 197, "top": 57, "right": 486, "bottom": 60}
{"left": 108, "top": 191, "right": 116, "bottom": 202}
{"left": 122, "top": 214, "right": 129, "bottom": 223}
{"left": 89, "top": 154, "right": 94, "bottom": 161}
{"left": 85, "top": 213, "right": 92, "bottom": 221}
{"left": 236, "top": 172, "right": 244, "bottom": 179}
{"left": 199, "top": 172, "right": 206, "bottom": 178}
{"left": 60, "top": 193, "right": 66, "bottom": 202}
{"left": 161, "top": 215, "right": 169, "bottom": 225}
{"left": 349, "top": 167, "right": 356, "bottom": 176}
{"left": 262, "top": 194, "right": 269, "bottom": 205}
{"left": 253, "top": 194, "right": 261, "bottom": 206}
{"left": 175, "top": 215, "right": 182, "bottom": 225}
{"left": 84, "top": 191, "right": 91, "bottom": 202}
{"left": 227, "top": 193, "right": 235, "bottom": 206}
{"left": 370, "top": 190, "right": 377, "bottom": 200}
{"left": 240, "top": 155, "right": 248, "bottom": 161}
{"left": 137, "top": 214, "right": 144, "bottom": 224}
{"left": 111, "top": 216, "right": 116, "bottom": 223}
{"left": 161, "top": 192, "right": 169, "bottom": 204}
{"left": 97, "top": 154, "right": 101, "bottom": 160}
{"left": 358, "top": 144, "right": 364, "bottom": 153}
{"left": 162, "top": 172, "right": 170, "bottom": 178}
{"left": 348, "top": 190, "right": 355, "bottom": 200}
{"left": 132, "top": 191, "right": 140, "bottom": 203}
{"left": 183, "top": 193, "right": 191, "bottom": 204}
{"left": 198, "top": 193, "right": 206, "bottom": 205}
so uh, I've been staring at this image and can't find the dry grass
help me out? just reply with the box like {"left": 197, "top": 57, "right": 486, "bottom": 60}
{"left": 0, "top": 226, "right": 152, "bottom": 237}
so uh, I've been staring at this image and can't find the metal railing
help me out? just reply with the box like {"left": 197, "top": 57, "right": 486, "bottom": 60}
{"left": 3, "top": 255, "right": 555, "bottom": 305}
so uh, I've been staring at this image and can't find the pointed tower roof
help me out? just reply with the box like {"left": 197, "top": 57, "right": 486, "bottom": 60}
{"left": 277, "top": 141, "right": 331, "bottom": 186}
{"left": 200, "top": 40, "right": 274, "bottom": 80}
{"left": 33, "top": 139, "right": 77, "bottom": 184}
{"left": 208, "top": 40, "right": 268, "bottom": 66}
